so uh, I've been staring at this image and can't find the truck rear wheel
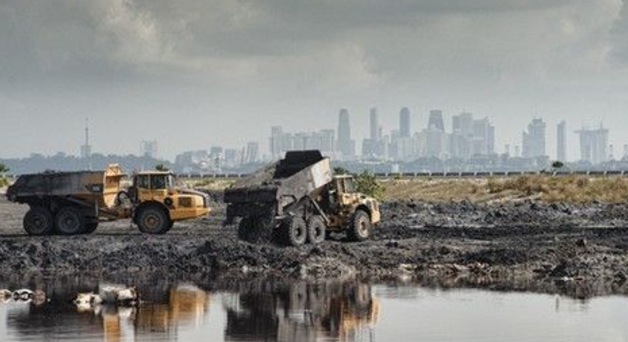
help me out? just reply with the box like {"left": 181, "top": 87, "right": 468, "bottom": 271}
{"left": 137, "top": 206, "right": 169, "bottom": 235}
{"left": 23, "top": 207, "right": 54, "bottom": 236}
{"left": 55, "top": 206, "right": 86, "bottom": 235}
{"left": 281, "top": 216, "right": 307, "bottom": 247}
{"left": 307, "top": 216, "right": 326, "bottom": 244}
{"left": 348, "top": 210, "right": 371, "bottom": 242}
{"left": 82, "top": 221, "right": 99, "bottom": 234}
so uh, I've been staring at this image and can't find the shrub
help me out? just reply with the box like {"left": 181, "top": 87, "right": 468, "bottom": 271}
{"left": 155, "top": 164, "right": 170, "bottom": 172}
{"left": 354, "top": 171, "right": 385, "bottom": 200}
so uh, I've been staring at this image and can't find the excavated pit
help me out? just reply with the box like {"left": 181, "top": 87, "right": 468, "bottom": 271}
{"left": 2, "top": 193, "right": 628, "bottom": 299}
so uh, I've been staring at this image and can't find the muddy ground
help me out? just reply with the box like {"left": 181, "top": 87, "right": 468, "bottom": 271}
{"left": 1, "top": 193, "right": 628, "bottom": 299}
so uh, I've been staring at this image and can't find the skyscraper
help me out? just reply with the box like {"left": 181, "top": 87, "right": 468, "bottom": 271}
{"left": 370, "top": 107, "right": 378, "bottom": 140}
{"left": 557, "top": 120, "right": 567, "bottom": 162}
{"left": 472, "top": 118, "right": 495, "bottom": 156}
{"left": 428, "top": 110, "right": 445, "bottom": 132}
{"left": 337, "top": 109, "right": 355, "bottom": 159}
{"left": 140, "top": 140, "right": 158, "bottom": 158}
{"left": 576, "top": 126, "right": 608, "bottom": 164}
{"left": 269, "top": 126, "right": 284, "bottom": 158}
{"left": 244, "top": 141, "right": 259, "bottom": 163}
{"left": 399, "top": 107, "right": 411, "bottom": 138}
{"left": 452, "top": 112, "right": 474, "bottom": 135}
{"left": 522, "top": 118, "right": 546, "bottom": 158}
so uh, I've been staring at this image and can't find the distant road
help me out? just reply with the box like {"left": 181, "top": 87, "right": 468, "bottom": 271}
{"left": 5, "top": 170, "right": 627, "bottom": 181}
{"left": 173, "top": 170, "right": 628, "bottom": 179}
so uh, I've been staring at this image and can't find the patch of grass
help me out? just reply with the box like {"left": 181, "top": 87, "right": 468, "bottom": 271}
{"left": 186, "top": 178, "right": 237, "bottom": 190}
{"left": 0, "top": 177, "right": 7, "bottom": 188}
{"left": 383, "top": 175, "right": 628, "bottom": 203}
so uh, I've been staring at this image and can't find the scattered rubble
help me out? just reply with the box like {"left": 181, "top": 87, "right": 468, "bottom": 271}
{"left": 2, "top": 196, "right": 628, "bottom": 298}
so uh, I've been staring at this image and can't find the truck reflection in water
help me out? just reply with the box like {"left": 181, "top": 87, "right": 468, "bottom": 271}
{"left": 223, "top": 280, "right": 379, "bottom": 342}
{"left": 96, "top": 284, "right": 210, "bottom": 342}
{"left": 2, "top": 280, "right": 378, "bottom": 342}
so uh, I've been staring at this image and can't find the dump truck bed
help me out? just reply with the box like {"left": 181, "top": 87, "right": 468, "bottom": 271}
{"left": 224, "top": 150, "right": 333, "bottom": 220}
{"left": 7, "top": 165, "right": 125, "bottom": 209}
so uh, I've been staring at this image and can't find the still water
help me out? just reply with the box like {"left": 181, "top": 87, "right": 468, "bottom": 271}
{"left": 1, "top": 279, "right": 628, "bottom": 342}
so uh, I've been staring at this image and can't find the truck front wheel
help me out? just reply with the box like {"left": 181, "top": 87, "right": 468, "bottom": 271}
{"left": 55, "top": 206, "right": 86, "bottom": 235}
{"left": 348, "top": 210, "right": 371, "bottom": 242}
{"left": 137, "top": 206, "right": 170, "bottom": 235}
{"left": 23, "top": 207, "right": 54, "bottom": 236}
{"left": 281, "top": 216, "right": 307, "bottom": 247}
{"left": 307, "top": 216, "right": 326, "bottom": 244}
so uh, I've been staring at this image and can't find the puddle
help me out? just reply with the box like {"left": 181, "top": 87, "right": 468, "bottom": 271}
{"left": 1, "top": 277, "right": 627, "bottom": 341}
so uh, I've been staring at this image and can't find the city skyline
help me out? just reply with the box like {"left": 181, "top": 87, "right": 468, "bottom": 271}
{"left": 5, "top": 107, "right": 623, "bottom": 165}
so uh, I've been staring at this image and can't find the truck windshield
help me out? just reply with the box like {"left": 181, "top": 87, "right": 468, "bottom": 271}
{"left": 344, "top": 178, "right": 356, "bottom": 193}
{"left": 151, "top": 175, "right": 171, "bottom": 190}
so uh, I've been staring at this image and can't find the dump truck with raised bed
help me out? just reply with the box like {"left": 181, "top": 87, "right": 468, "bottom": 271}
{"left": 5, "top": 165, "right": 210, "bottom": 235}
{"left": 224, "top": 150, "right": 380, "bottom": 246}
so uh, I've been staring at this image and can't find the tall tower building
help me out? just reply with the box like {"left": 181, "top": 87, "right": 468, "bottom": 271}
{"left": 399, "top": 107, "right": 411, "bottom": 138}
{"left": 337, "top": 109, "right": 355, "bottom": 159}
{"left": 80, "top": 118, "right": 92, "bottom": 159}
{"left": 369, "top": 107, "right": 378, "bottom": 141}
{"left": 522, "top": 118, "right": 546, "bottom": 158}
{"left": 428, "top": 110, "right": 445, "bottom": 132}
{"left": 556, "top": 120, "right": 567, "bottom": 162}
{"left": 576, "top": 125, "right": 608, "bottom": 164}
{"left": 140, "top": 140, "right": 158, "bottom": 158}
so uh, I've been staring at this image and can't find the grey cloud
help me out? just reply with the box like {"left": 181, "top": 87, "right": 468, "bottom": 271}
{"left": 610, "top": 0, "right": 628, "bottom": 66}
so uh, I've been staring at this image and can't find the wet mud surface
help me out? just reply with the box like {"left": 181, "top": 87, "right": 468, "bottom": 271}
{"left": 2, "top": 194, "right": 628, "bottom": 299}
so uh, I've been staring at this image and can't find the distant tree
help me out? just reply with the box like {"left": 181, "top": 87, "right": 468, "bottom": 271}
{"left": 155, "top": 164, "right": 170, "bottom": 172}
{"left": 354, "top": 171, "right": 385, "bottom": 200}
{"left": 333, "top": 167, "right": 350, "bottom": 175}
{"left": 552, "top": 161, "right": 565, "bottom": 169}
{"left": 0, "top": 163, "right": 9, "bottom": 187}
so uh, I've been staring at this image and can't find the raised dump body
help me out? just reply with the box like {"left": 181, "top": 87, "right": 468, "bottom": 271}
{"left": 224, "top": 150, "right": 380, "bottom": 247}
{"left": 7, "top": 164, "right": 125, "bottom": 210}
{"left": 224, "top": 150, "right": 333, "bottom": 223}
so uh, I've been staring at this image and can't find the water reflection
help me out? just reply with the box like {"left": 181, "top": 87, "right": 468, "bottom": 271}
{"left": 0, "top": 279, "right": 377, "bottom": 342}
{"left": 3, "top": 278, "right": 628, "bottom": 342}
{"left": 222, "top": 280, "right": 378, "bottom": 342}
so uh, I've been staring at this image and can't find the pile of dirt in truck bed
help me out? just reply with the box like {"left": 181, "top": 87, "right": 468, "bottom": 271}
{"left": 2, "top": 196, "right": 628, "bottom": 298}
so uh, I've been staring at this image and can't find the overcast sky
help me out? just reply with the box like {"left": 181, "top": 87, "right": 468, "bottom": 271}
{"left": 1, "top": 0, "right": 627, "bottom": 160}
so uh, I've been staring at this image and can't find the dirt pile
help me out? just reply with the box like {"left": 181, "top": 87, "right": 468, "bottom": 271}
{"left": 2, "top": 197, "right": 628, "bottom": 298}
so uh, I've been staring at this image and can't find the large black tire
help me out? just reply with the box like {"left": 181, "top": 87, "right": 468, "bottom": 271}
{"left": 347, "top": 210, "right": 371, "bottom": 242}
{"left": 82, "top": 221, "right": 99, "bottom": 234}
{"left": 281, "top": 216, "right": 307, "bottom": 247}
{"left": 307, "top": 216, "right": 326, "bottom": 245}
{"left": 55, "top": 206, "right": 86, "bottom": 235}
{"left": 23, "top": 207, "right": 54, "bottom": 236}
{"left": 137, "top": 206, "right": 170, "bottom": 234}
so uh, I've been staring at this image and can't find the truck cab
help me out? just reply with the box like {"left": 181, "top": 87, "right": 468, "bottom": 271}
{"left": 328, "top": 175, "right": 381, "bottom": 231}
{"left": 130, "top": 171, "right": 211, "bottom": 234}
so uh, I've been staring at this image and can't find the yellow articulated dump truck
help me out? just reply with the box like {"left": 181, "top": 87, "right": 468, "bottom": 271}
{"left": 224, "top": 150, "right": 381, "bottom": 246}
{"left": 5, "top": 165, "right": 210, "bottom": 235}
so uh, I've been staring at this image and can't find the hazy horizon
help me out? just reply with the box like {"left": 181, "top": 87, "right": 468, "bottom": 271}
{"left": 1, "top": 0, "right": 627, "bottom": 161}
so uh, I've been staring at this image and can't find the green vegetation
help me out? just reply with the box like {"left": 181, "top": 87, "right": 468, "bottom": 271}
{"left": 0, "top": 163, "right": 9, "bottom": 187}
{"left": 155, "top": 164, "right": 170, "bottom": 172}
{"left": 333, "top": 167, "right": 350, "bottom": 175}
{"left": 354, "top": 171, "right": 385, "bottom": 200}
{"left": 552, "top": 161, "right": 565, "bottom": 169}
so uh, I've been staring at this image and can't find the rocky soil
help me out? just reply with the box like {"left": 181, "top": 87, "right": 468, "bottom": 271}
{"left": 1, "top": 193, "right": 628, "bottom": 299}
